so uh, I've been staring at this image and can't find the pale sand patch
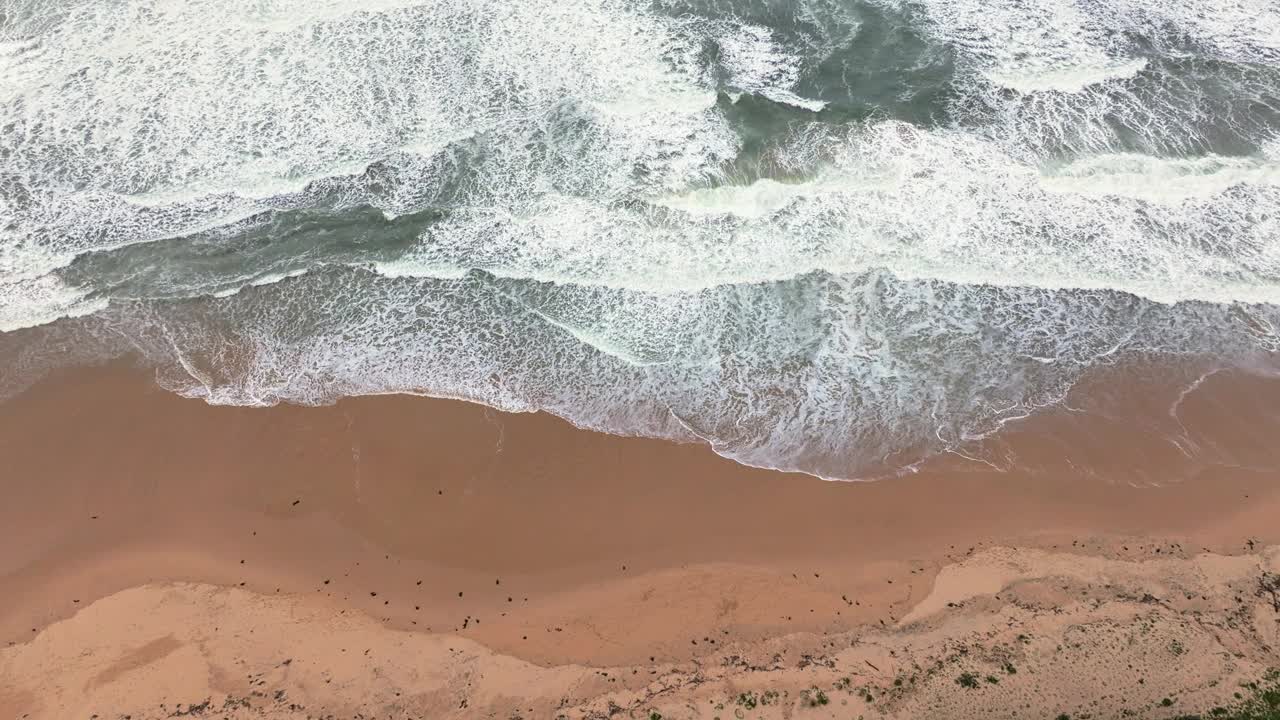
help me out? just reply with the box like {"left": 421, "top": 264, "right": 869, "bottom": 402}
{"left": 2, "top": 544, "right": 1277, "bottom": 719}
{"left": 903, "top": 544, "right": 1280, "bottom": 623}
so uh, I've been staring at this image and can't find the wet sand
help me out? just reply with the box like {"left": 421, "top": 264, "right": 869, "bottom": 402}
{"left": 2, "top": 362, "right": 1280, "bottom": 718}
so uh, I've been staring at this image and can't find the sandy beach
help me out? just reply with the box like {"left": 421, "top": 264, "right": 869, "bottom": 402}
{"left": 1, "top": 362, "right": 1279, "bottom": 719}
{"left": 6, "top": 0, "right": 1280, "bottom": 716}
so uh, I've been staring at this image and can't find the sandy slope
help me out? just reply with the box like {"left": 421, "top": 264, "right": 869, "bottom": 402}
{"left": 3, "top": 543, "right": 1278, "bottom": 719}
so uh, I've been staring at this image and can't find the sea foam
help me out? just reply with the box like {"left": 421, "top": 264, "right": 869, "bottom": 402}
{"left": 2, "top": 0, "right": 1279, "bottom": 477}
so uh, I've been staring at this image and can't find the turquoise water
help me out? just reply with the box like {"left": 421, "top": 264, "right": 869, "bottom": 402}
{"left": 2, "top": 0, "right": 1280, "bottom": 477}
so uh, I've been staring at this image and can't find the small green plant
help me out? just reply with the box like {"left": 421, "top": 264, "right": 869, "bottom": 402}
{"left": 736, "top": 692, "right": 758, "bottom": 710}
{"left": 957, "top": 672, "right": 981, "bottom": 689}
{"left": 986, "top": 675, "right": 1000, "bottom": 685}
{"left": 1196, "top": 671, "right": 1280, "bottom": 719}
{"left": 1056, "top": 715, "right": 1071, "bottom": 720}
{"left": 1162, "top": 698, "right": 1175, "bottom": 707}
{"left": 1003, "top": 661, "right": 1018, "bottom": 675}
{"left": 649, "top": 713, "right": 662, "bottom": 720}
{"left": 801, "top": 687, "right": 830, "bottom": 707}
{"left": 1257, "top": 573, "right": 1280, "bottom": 613}
{"left": 1171, "top": 640, "right": 1187, "bottom": 656}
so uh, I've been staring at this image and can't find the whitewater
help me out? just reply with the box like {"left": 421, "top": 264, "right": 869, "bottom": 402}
{"left": 2, "top": 0, "right": 1280, "bottom": 478}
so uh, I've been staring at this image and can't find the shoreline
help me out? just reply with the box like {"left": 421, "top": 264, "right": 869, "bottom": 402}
{"left": 2, "top": 363, "right": 1280, "bottom": 718}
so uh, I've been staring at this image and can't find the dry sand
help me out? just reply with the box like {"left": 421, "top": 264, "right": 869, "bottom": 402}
{"left": 2, "top": 363, "right": 1279, "bottom": 719}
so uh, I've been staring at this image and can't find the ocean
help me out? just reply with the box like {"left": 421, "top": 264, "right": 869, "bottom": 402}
{"left": 2, "top": 0, "right": 1279, "bottom": 478}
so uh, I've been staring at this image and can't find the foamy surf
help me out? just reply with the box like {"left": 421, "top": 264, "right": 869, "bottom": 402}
{"left": 0, "top": 274, "right": 107, "bottom": 334}
{"left": 1040, "top": 151, "right": 1280, "bottom": 202}
{"left": 1, "top": 0, "right": 1279, "bottom": 477}
{"left": 985, "top": 58, "right": 1149, "bottom": 94}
